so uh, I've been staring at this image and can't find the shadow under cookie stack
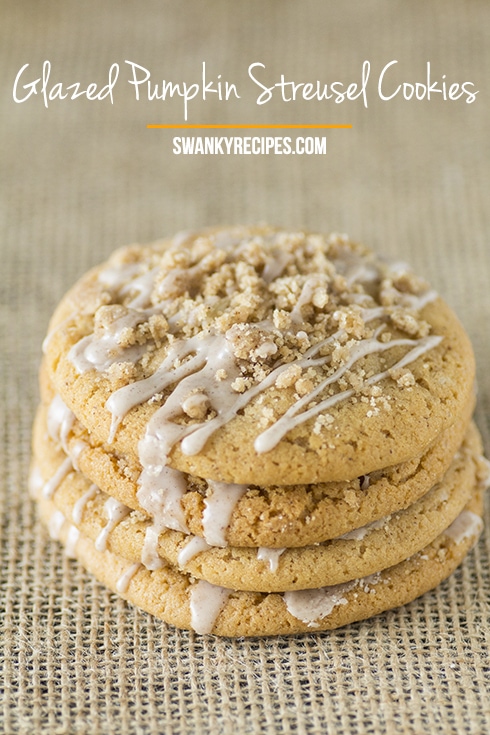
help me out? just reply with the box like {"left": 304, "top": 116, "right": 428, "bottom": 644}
{"left": 31, "top": 226, "right": 489, "bottom": 636}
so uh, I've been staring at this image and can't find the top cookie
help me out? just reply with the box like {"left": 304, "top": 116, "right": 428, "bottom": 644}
{"left": 43, "top": 226, "right": 475, "bottom": 484}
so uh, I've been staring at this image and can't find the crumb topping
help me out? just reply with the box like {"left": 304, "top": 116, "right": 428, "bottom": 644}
{"left": 68, "top": 227, "right": 442, "bottom": 459}
{"left": 89, "top": 229, "right": 434, "bottom": 374}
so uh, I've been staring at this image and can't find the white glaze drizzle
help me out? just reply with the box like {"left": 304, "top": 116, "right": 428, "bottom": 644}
{"left": 157, "top": 256, "right": 222, "bottom": 301}
{"left": 202, "top": 481, "right": 248, "bottom": 547}
{"left": 65, "top": 525, "right": 80, "bottom": 558}
{"left": 177, "top": 536, "right": 211, "bottom": 567}
{"left": 257, "top": 547, "right": 286, "bottom": 572}
{"left": 290, "top": 276, "right": 325, "bottom": 323}
{"left": 137, "top": 465, "right": 190, "bottom": 570}
{"left": 171, "top": 229, "right": 195, "bottom": 248}
{"left": 118, "top": 269, "right": 159, "bottom": 309}
{"left": 72, "top": 484, "right": 98, "bottom": 526}
{"left": 47, "top": 394, "right": 75, "bottom": 453}
{"left": 262, "top": 249, "right": 292, "bottom": 282}
{"left": 69, "top": 439, "right": 88, "bottom": 471}
{"left": 28, "top": 465, "right": 44, "bottom": 499}
{"left": 97, "top": 262, "right": 145, "bottom": 290}
{"left": 477, "top": 455, "right": 490, "bottom": 489}
{"left": 283, "top": 583, "right": 353, "bottom": 627}
{"left": 338, "top": 258, "right": 379, "bottom": 288}
{"left": 140, "top": 525, "right": 164, "bottom": 571}
{"left": 116, "top": 562, "right": 142, "bottom": 594}
{"left": 284, "top": 572, "right": 386, "bottom": 627}
{"left": 339, "top": 515, "right": 391, "bottom": 541}
{"left": 189, "top": 579, "right": 231, "bottom": 635}
{"left": 68, "top": 260, "right": 162, "bottom": 373}
{"left": 94, "top": 497, "right": 130, "bottom": 552}
{"left": 69, "top": 310, "right": 149, "bottom": 373}
{"left": 46, "top": 395, "right": 88, "bottom": 472}
{"left": 444, "top": 510, "right": 483, "bottom": 545}
{"left": 42, "top": 457, "right": 73, "bottom": 499}
{"left": 71, "top": 250, "right": 228, "bottom": 376}
{"left": 136, "top": 466, "right": 189, "bottom": 533}
{"left": 109, "top": 330, "right": 241, "bottom": 446}
{"left": 48, "top": 510, "right": 65, "bottom": 540}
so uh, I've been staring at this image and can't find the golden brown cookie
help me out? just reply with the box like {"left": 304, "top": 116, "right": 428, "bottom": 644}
{"left": 42, "top": 227, "right": 476, "bottom": 485}
{"left": 33, "top": 389, "right": 475, "bottom": 548}
{"left": 32, "top": 414, "right": 484, "bottom": 592}
{"left": 34, "top": 486, "right": 485, "bottom": 637}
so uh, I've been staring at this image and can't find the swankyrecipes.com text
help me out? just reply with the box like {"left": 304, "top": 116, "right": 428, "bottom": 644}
{"left": 172, "top": 136, "right": 327, "bottom": 155}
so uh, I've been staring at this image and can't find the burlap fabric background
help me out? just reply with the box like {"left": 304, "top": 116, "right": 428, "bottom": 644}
{"left": 1, "top": 2, "right": 489, "bottom": 733}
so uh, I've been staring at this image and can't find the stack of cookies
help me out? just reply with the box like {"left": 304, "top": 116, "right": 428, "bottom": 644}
{"left": 31, "top": 226, "right": 488, "bottom": 636}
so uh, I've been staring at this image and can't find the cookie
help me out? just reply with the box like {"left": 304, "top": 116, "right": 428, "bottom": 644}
{"left": 32, "top": 412, "right": 484, "bottom": 592}
{"left": 34, "top": 486, "right": 485, "bottom": 637}
{"left": 34, "top": 388, "right": 475, "bottom": 547}
{"left": 33, "top": 225, "right": 486, "bottom": 637}
{"left": 42, "top": 227, "right": 476, "bottom": 485}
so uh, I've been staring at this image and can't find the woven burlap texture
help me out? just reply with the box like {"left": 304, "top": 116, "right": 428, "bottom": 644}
{"left": 1, "top": 2, "right": 490, "bottom": 733}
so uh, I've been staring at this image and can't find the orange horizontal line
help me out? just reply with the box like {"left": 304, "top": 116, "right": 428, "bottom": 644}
{"left": 147, "top": 123, "right": 352, "bottom": 129}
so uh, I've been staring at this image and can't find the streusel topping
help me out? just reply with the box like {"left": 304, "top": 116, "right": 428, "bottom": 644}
{"left": 65, "top": 226, "right": 442, "bottom": 468}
